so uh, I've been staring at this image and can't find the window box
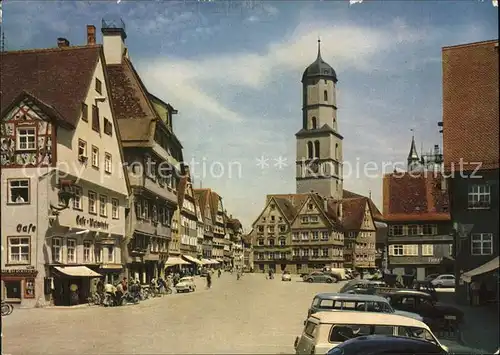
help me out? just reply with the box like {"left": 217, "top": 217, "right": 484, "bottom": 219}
{"left": 7, "top": 179, "right": 30, "bottom": 204}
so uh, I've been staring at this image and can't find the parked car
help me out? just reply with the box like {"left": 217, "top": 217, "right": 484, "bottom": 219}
{"left": 282, "top": 271, "right": 292, "bottom": 281}
{"left": 431, "top": 274, "right": 456, "bottom": 288}
{"left": 384, "top": 290, "right": 464, "bottom": 328}
{"left": 175, "top": 277, "right": 196, "bottom": 293}
{"left": 307, "top": 293, "right": 423, "bottom": 322}
{"left": 425, "top": 273, "right": 440, "bottom": 282}
{"left": 326, "top": 335, "right": 448, "bottom": 355}
{"left": 303, "top": 271, "right": 340, "bottom": 283}
{"left": 294, "top": 311, "right": 446, "bottom": 355}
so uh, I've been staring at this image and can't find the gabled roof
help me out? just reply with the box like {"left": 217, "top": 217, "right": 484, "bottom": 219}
{"left": 342, "top": 197, "right": 368, "bottom": 230}
{"left": 194, "top": 188, "right": 211, "bottom": 219}
{"left": 106, "top": 58, "right": 158, "bottom": 143}
{"left": 1, "top": 90, "right": 71, "bottom": 129}
{"left": 383, "top": 172, "right": 450, "bottom": 222}
{"left": 259, "top": 190, "right": 382, "bottom": 231}
{"left": 209, "top": 190, "right": 222, "bottom": 221}
{"left": 442, "top": 40, "right": 499, "bottom": 171}
{"left": 1, "top": 45, "right": 101, "bottom": 128}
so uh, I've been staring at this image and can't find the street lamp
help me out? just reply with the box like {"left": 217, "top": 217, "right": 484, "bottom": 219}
{"left": 50, "top": 179, "right": 75, "bottom": 215}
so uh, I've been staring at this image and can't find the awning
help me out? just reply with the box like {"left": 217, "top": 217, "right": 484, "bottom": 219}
{"left": 54, "top": 266, "right": 101, "bottom": 277}
{"left": 201, "top": 258, "right": 212, "bottom": 265}
{"left": 182, "top": 255, "right": 203, "bottom": 265}
{"left": 165, "top": 257, "right": 190, "bottom": 266}
{"left": 208, "top": 259, "right": 220, "bottom": 264}
{"left": 375, "top": 221, "right": 388, "bottom": 228}
{"left": 461, "top": 256, "right": 499, "bottom": 283}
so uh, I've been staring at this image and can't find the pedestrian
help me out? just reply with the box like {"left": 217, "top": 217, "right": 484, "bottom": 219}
{"left": 206, "top": 271, "right": 212, "bottom": 289}
{"left": 218, "top": 269, "right": 222, "bottom": 278}
{"left": 471, "top": 280, "right": 480, "bottom": 306}
{"left": 120, "top": 277, "right": 128, "bottom": 292}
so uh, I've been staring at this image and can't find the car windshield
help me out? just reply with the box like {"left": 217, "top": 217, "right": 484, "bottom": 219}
{"left": 329, "top": 324, "right": 395, "bottom": 343}
{"left": 398, "top": 326, "right": 438, "bottom": 345}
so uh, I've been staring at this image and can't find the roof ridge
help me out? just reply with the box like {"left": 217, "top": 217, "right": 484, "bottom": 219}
{"left": 442, "top": 39, "right": 498, "bottom": 50}
{"left": 4, "top": 45, "right": 102, "bottom": 55}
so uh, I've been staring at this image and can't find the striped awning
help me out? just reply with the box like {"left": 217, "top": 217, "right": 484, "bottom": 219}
{"left": 165, "top": 257, "right": 190, "bottom": 266}
{"left": 182, "top": 255, "right": 203, "bottom": 265}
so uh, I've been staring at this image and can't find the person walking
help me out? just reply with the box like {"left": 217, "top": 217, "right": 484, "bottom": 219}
{"left": 206, "top": 271, "right": 212, "bottom": 289}
{"left": 218, "top": 269, "right": 222, "bottom": 278}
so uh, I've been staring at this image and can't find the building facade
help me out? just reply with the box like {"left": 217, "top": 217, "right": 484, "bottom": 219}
{"left": 194, "top": 189, "right": 215, "bottom": 261}
{"left": 210, "top": 191, "right": 226, "bottom": 265}
{"left": 102, "top": 21, "right": 183, "bottom": 283}
{"left": 1, "top": 38, "right": 129, "bottom": 307}
{"left": 383, "top": 166, "right": 453, "bottom": 280}
{"left": 441, "top": 40, "right": 499, "bottom": 304}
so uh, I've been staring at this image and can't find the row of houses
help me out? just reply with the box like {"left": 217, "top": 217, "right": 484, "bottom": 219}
{"left": 245, "top": 39, "right": 499, "bottom": 306}
{"left": 0, "top": 21, "right": 246, "bottom": 307}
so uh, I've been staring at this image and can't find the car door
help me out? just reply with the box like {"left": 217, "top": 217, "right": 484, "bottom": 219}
{"left": 296, "top": 320, "right": 319, "bottom": 354}
{"left": 444, "top": 275, "right": 455, "bottom": 287}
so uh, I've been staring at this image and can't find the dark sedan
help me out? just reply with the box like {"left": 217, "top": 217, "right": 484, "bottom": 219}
{"left": 384, "top": 290, "right": 464, "bottom": 327}
{"left": 326, "top": 335, "right": 448, "bottom": 355}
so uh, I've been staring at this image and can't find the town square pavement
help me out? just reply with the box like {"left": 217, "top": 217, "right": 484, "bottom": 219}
{"left": 2, "top": 273, "right": 340, "bottom": 354}
{"left": 2, "top": 273, "right": 492, "bottom": 354}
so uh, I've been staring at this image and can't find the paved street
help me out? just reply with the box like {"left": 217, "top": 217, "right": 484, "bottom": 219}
{"left": 2, "top": 273, "right": 343, "bottom": 354}
{"left": 2, "top": 273, "right": 493, "bottom": 355}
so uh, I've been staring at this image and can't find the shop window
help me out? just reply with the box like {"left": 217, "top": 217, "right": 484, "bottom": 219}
{"left": 4, "top": 280, "right": 22, "bottom": 300}
{"left": 24, "top": 279, "right": 35, "bottom": 298}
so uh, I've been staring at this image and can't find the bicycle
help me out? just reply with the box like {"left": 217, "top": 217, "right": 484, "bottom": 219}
{"left": 87, "top": 292, "right": 102, "bottom": 306}
{"left": 1, "top": 301, "right": 14, "bottom": 316}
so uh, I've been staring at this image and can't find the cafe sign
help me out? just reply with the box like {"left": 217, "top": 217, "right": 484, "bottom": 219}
{"left": 76, "top": 215, "right": 109, "bottom": 230}
{"left": 17, "top": 224, "right": 36, "bottom": 233}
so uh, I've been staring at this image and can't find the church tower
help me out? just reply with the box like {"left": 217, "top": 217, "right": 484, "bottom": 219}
{"left": 407, "top": 135, "right": 420, "bottom": 172}
{"left": 296, "top": 40, "right": 343, "bottom": 200}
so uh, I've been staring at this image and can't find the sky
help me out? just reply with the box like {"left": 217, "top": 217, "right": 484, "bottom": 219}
{"left": 2, "top": 0, "right": 498, "bottom": 229}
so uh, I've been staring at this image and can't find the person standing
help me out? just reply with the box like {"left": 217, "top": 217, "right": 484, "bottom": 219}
{"left": 471, "top": 280, "right": 480, "bottom": 306}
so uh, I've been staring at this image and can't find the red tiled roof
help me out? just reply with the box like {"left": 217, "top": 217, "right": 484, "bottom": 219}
{"left": 1, "top": 45, "right": 100, "bottom": 128}
{"left": 383, "top": 172, "right": 450, "bottom": 222}
{"left": 442, "top": 40, "right": 499, "bottom": 171}
{"left": 344, "top": 190, "right": 383, "bottom": 220}
{"left": 341, "top": 197, "right": 367, "bottom": 230}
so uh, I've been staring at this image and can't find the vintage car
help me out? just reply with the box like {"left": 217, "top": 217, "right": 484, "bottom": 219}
{"left": 306, "top": 293, "right": 423, "bottom": 322}
{"left": 384, "top": 290, "right": 464, "bottom": 328}
{"left": 326, "top": 335, "right": 448, "bottom": 355}
{"left": 303, "top": 271, "right": 340, "bottom": 283}
{"left": 294, "top": 311, "right": 446, "bottom": 355}
{"left": 282, "top": 271, "right": 292, "bottom": 281}
{"left": 175, "top": 277, "right": 196, "bottom": 293}
{"left": 430, "top": 274, "right": 456, "bottom": 288}
{"left": 340, "top": 279, "right": 439, "bottom": 302}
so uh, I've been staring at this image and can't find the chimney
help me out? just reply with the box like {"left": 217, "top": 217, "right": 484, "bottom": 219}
{"left": 101, "top": 18, "right": 127, "bottom": 65}
{"left": 57, "top": 38, "right": 70, "bottom": 48}
{"left": 87, "top": 25, "right": 96, "bottom": 45}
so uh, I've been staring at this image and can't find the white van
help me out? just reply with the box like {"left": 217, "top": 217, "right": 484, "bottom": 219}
{"left": 293, "top": 311, "right": 445, "bottom": 355}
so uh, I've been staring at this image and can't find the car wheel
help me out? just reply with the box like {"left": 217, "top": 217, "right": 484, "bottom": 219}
{"left": 326, "top": 278, "right": 333, "bottom": 283}
{"left": 307, "top": 278, "right": 314, "bottom": 283}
